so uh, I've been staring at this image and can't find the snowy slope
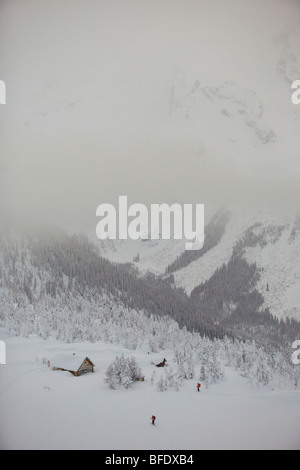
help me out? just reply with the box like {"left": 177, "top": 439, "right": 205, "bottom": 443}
{"left": 172, "top": 208, "right": 300, "bottom": 322}
{"left": 183, "top": 207, "right": 300, "bottom": 322}
{"left": 96, "top": 237, "right": 185, "bottom": 276}
{"left": 244, "top": 216, "right": 300, "bottom": 321}
{"left": 94, "top": 205, "right": 219, "bottom": 275}
{"left": 95, "top": 205, "right": 300, "bottom": 322}
{"left": 1, "top": 330, "right": 299, "bottom": 450}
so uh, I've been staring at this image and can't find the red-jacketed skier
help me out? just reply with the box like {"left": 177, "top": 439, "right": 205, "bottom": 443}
{"left": 196, "top": 383, "right": 201, "bottom": 392}
{"left": 151, "top": 415, "right": 156, "bottom": 425}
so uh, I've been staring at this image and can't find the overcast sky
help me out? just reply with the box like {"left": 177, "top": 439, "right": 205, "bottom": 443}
{"left": 0, "top": 0, "right": 299, "bottom": 232}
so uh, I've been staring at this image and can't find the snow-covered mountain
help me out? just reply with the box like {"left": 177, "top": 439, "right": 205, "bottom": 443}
{"left": 91, "top": 19, "right": 300, "bottom": 324}
{"left": 95, "top": 205, "right": 300, "bottom": 323}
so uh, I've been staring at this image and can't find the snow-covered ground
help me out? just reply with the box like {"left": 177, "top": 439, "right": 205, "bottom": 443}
{"left": 0, "top": 329, "right": 299, "bottom": 450}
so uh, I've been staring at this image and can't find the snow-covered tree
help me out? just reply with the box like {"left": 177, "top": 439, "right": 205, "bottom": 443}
{"left": 105, "top": 355, "right": 141, "bottom": 389}
{"left": 156, "top": 373, "right": 168, "bottom": 392}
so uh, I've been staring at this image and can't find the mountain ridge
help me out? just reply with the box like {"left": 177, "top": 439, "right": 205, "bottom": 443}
{"left": 1, "top": 217, "right": 299, "bottom": 350}
{"left": 95, "top": 205, "right": 300, "bottom": 324}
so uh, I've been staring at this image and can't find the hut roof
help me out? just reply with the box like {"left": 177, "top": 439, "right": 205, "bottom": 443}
{"left": 52, "top": 354, "right": 94, "bottom": 372}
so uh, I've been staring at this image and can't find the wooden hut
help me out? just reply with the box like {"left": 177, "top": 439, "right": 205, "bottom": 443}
{"left": 52, "top": 354, "right": 95, "bottom": 376}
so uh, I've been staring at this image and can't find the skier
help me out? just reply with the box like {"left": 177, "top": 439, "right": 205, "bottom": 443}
{"left": 151, "top": 415, "right": 156, "bottom": 425}
{"left": 196, "top": 383, "right": 201, "bottom": 392}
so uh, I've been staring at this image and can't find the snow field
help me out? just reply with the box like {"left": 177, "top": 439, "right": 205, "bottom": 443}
{"left": 0, "top": 330, "right": 300, "bottom": 450}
